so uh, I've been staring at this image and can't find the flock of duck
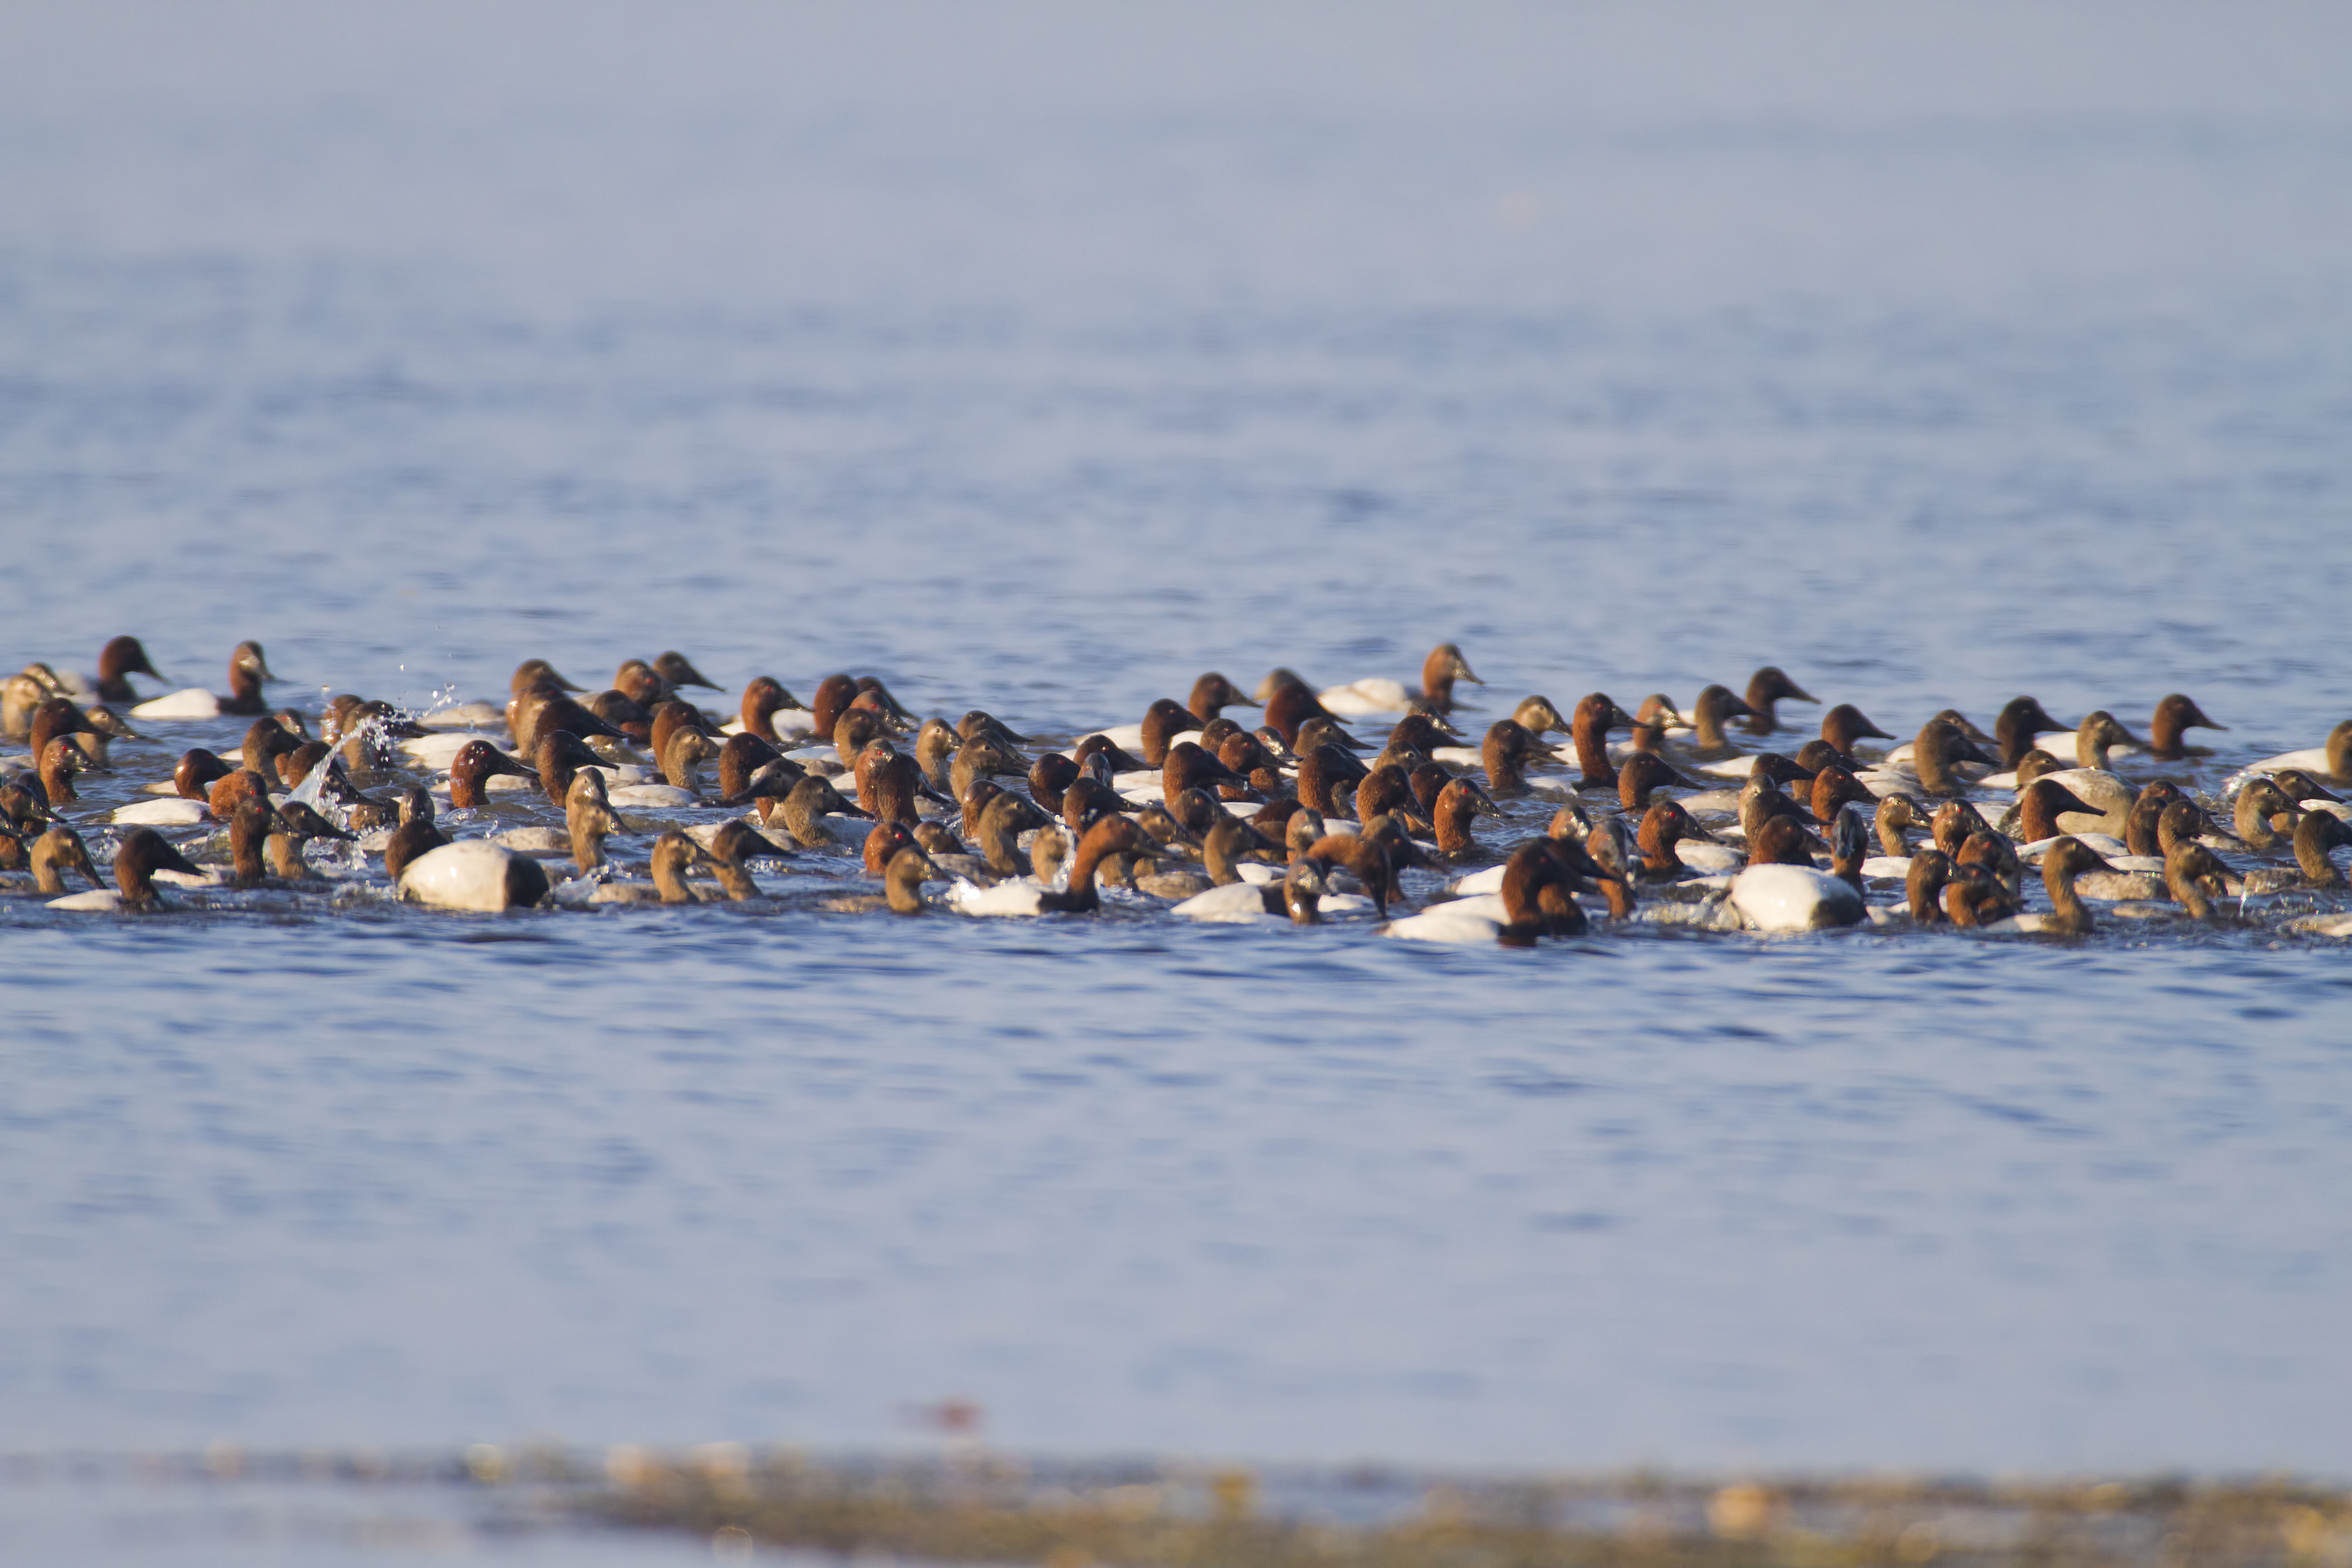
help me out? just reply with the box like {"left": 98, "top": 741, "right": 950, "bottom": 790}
{"left": 4, "top": 634, "right": 2351, "bottom": 946}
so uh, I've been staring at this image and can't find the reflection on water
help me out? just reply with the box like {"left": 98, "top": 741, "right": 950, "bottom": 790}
{"left": 3, "top": 0, "right": 2351, "bottom": 1519}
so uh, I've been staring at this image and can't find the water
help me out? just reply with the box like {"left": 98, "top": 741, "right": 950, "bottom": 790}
{"left": 5, "top": 2, "right": 2352, "bottom": 1544}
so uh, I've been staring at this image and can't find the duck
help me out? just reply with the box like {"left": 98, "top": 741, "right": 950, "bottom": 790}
{"left": 2146, "top": 693, "right": 2227, "bottom": 760}
{"left": 1987, "top": 836, "right": 2116, "bottom": 936}
{"left": 1480, "top": 719, "right": 1545, "bottom": 798}
{"left": 2240, "top": 720, "right": 2352, "bottom": 787}
{"left": 131, "top": 641, "right": 277, "bottom": 720}
{"left": 1511, "top": 696, "right": 1573, "bottom": 742}
{"left": 14, "top": 825, "right": 103, "bottom": 895}
{"left": 1187, "top": 672, "right": 1258, "bottom": 723}
{"left": 510, "top": 682, "right": 631, "bottom": 755}
{"left": 1618, "top": 751, "right": 1696, "bottom": 811}
{"left": 1637, "top": 798, "right": 1735, "bottom": 876}
{"left": 510, "top": 658, "right": 582, "bottom": 696}
{"left": 1955, "top": 829, "right": 2025, "bottom": 902}
{"left": 2231, "top": 776, "right": 2303, "bottom": 850}
{"left": 56, "top": 635, "right": 170, "bottom": 706}
{"left": 1994, "top": 696, "right": 2074, "bottom": 767}
{"left": 1621, "top": 694, "right": 1684, "bottom": 755}
{"left": 1427, "top": 776, "right": 1504, "bottom": 858}
{"left": 1686, "top": 685, "right": 1759, "bottom": 757}
{"left": 733, "top": 676, "right": 809, "bottom": 744}
{"left": 2015, "top": 777, "right": 2105, "bottom": 843}
{"left": 1910, "top": 718, "right": 1998, "bottom": 797}
{"left": 1941, "top": 862, "right": 2020, "bottom": 927}
{"left": 756, "top": 774, "right": 867, "bottom": 847}
{"left": 399, "top": 840, "right": 553, "bottom": 912}
{"left": 1566, "top": 695, "right": 1643, "bottom": 789}
{"left": 1171, "top": 855, "right": 1328, "bottom": 923}
{"left": 1739, "top": 667, "right": 1818, "bottom": 736}
{"left": 952, "top": 815, "right": 1174, "bottom": 916}
{"left": 1906, "top": 850, "right": 1952, "bottom": 922}
{"left": 2071, "top": 710, "right": 2142, "bottom": 770}
{"left": 1316, "top": 642, "right": 1483, "bottom": 717}
{"left": 1819, "top": 703, "right": 1894, "bottom": 757}
{"left": 811, "top": 844, "right": 949, "bottom": 915}
{"left": 49, "top": 827, "right": 208, "bottom": 911}
{"left": 591, "top": 829, "right": 724, "bottom": 905}
{"left": 2165, "top": 840, "right": 2233, "bottom": 921}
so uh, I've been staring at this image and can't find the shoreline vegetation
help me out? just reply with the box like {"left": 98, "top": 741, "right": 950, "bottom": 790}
{"left": 10, "top": 1445, "right": 2351, "bottom": 1566}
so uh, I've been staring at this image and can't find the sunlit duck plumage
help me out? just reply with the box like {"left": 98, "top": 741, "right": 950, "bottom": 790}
{"left": 59, "top": 635, "right": 169, "bottom": 706}
{"left": 1317, "top": 643, "right": 1483, "bottom": 717}
{"left": 2149, "top": 694, "right": 2227, "bottom": 761}
{"left": 1568, "top": 695, "right": 1642, "bottom": 789}
{"left": 953, "top": 815, "right": 1172, "bottom": 916}
{"left": 398, "top": 839, "right": 552, "bottom": 911}
{"left": 49, "top": 827, "right": 206, "bottom": 911}
{"left": 1992, "top": 696, "right": 2073, "bottom": 768}
{"left": 1910, "top": 718, "right": 1996, "bottom": 797}
{"left": 132, "top": 641, "right": 276, "bottom": 720}
{"left": 1739, "top": 667, "right": 1818, "bottom": 736}
{"left": 1819, "top": 704, "right": 1893, "bottom": 756}
{"left": 24, "top": 825, "right": 102, "bottom": 894}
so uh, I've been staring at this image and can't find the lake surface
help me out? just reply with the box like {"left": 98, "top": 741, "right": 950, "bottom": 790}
{"left": 4, "top": 4, "right": 2352, "bottom": 1556}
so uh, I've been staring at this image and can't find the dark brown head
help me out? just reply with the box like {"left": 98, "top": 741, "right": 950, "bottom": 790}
{"left": 2165, "top": 839, "right": 2230, "bottom": 919}
{"left": 1637, "top": 798, "right": 1710, "bottom": 873}
{"left": 533, "top": 731, "right": 604, "bottom": 803}
{"left": 1420, "top": 643, "right": 1481, "bottom": 710}
{"left": 1140, "top": 698, "right": 1205, "bottom": 765}
{"left": 1188, "top": 672, "right": 1255, "bottom": 723}
{"left": 1624, "top": 693, "right": 1680, "bottom": 753}
{"left": 1906, "top": 850, "right": 1951, "bottom": 922}
{"left": 442, "top": 738, "right": 527, "bottom": 808}
{"left": 613, "top": 659, "right": 670, "bottom": 708}
{"left": 1912, "top": 718, "right": 1997, "bottom": 796}
{"left": 833, "top": 707, "right": 885, "bottom": 768}
{"left": 2149, "top": 694, "right": 2227, "bottom": 760}
{"left": 654, "top": 651, "right": 720, "bottom": 692}
{"left": 512, "top": 658, "right": 579, "bottom": 695}
{"left": 1618, "top": 750, "right": 1692, "bottom": 812}
{"left": 2125, "top": 780, "right": 2186, "bottom": 855}
{"left": 1569, "top": 694, "right": 1639, "bottom": 783}
{"left": 1028, "top": 753, "right": 1078, "bottom": 815}
{"left": 1689, "top": 685, "right": 1758, "bottom": 751}
{"left": 716, "top": 732, "right": 786, "bottom": 801}
{"left": 242, "top": 717, "right": 300, "bottom": 779}
{"left": 2292, "top": 810, "right": 2352, "bottom": 886}
{"left": 738, "top": 676, "right": 796, "bottom": 743}
{"left": 220, "top": 641, "right": 274, "bottom": 714}
{"left": 1792, "top": 739, "right": 1860, "bottom": 777}
{"left": 1741, "top": 666, "right": 1818, "bottom": 734}
{"left": 1821, "top": 703, "right": 1893, "bottom": 755}
{"left": 1483, "top": 719, "right": 1538, "bottom": 794}
{"left": 2156, "top": 798, "right": 2209, "bottom": 857}
{"left": 1807, "top": 765, "right": 1874, "bottom": 824}
{"left": 2233, "top": 777, "right": 2300, "bottom": 848}
{"left": 115, "top": 826, "right": 202, "bottom": 905}
{"left": 588, "top": 690, "right": 655, "bottom": 741}
{"left": 1261, "top": 684, "right": 1334, "bottom": 749}
{"left": 37, "top": 740, "right": 85, "bottom": 803}
{"left": 204, "top": 767, "right": 269, "bottom": 819}
{"left": 1749, "top": 813, "right": 1820, "bottom": 867}
{"left": 1941, "top": 861, "right": 2015, "bottom": 928}
{"left": 27, "top": 697, "right": 97, "bottom": 763}
{"left": 1994, "top": 696, "right": 2071, "bottom": 767}
{"left": 2017, "top": 777, "right": 2099, "bottom": 842}
{"left": 808, "top": 674, "right": 859, "bottom": 740}
{"left": 94, "top": 635, "right": 164, "bottom": 701}
{"left": 228, "top": 798, "right": 279, "bottom": 883}
{"left": 1387, "top": 712, "right": 1457, "bottom": 755}
{"left": 1930, "top": 798, "right": 1994, "bottom": 857}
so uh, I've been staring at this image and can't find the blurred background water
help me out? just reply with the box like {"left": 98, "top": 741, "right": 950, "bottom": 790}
{"left": 4, "top": 4, "right": 2352, "bottom": 1551}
